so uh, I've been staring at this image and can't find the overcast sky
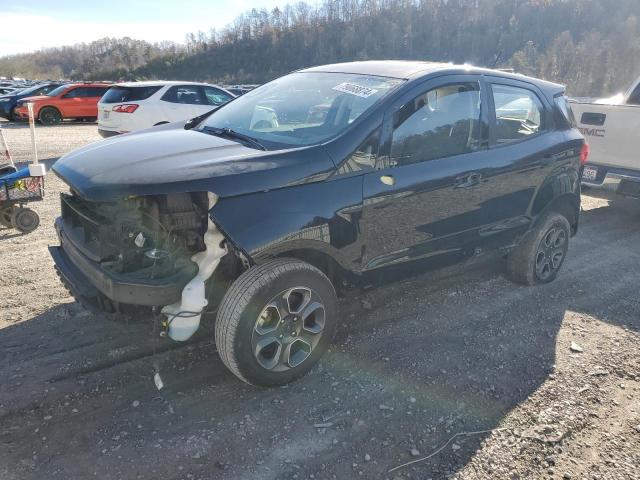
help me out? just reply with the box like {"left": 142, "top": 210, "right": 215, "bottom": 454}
{"left": 0, "top": 0, "right": 287, "bottom": 56}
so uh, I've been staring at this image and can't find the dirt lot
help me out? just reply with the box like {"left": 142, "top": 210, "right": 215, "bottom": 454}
{"left": 0, "top": 121, "right": 638, "bottom": 480}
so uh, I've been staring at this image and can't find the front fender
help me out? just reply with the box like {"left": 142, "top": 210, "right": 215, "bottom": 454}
{"left": 210, "top": 176, "right": 364, "bottom": 273}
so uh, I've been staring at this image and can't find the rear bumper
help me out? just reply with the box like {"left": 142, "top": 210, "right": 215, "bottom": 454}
{"left": 582, "top": 165, "right": 640, "bottom": 198}
{"left": 50, "top": 217, "right": 197, "bottom": 307}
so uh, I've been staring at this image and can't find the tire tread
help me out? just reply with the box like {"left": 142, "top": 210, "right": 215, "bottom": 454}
{"left": 215, "top": 258, "right": 332, "bottom": 385}
{"left": 506, "top": 211, "right": 570, "bottom": 286}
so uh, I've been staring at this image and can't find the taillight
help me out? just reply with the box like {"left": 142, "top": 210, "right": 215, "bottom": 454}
{"left": 112, "top": 104, "right": 139, "bottom": 113}
{"left": 579, "top": 142, "right": 590, "bottom": 165}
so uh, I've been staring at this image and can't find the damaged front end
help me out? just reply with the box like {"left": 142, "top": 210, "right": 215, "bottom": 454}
{"left": 50, "top": 190, "right": 234, "bottom": 341}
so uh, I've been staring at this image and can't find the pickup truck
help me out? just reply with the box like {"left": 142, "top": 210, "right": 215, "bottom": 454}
{"left": 571, "top": 76, "right": 640, "bottom": 198}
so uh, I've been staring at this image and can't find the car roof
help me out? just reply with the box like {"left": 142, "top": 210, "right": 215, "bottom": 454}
{"left": 112, "top": 81, "right": 221, "bottom": 88}
{"left": 298, "top": 60, "right": 564, "bottom": 94}
{"left": 63, "top": 82, "right": 112, "bottom": 88}
{"left": 299, "top": 60, "right": 453, "bottom": 79}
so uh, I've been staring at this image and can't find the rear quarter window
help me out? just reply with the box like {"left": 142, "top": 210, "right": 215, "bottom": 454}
{"left": 102, "top": 86, "right": 162, "bottom": 103}
{"left": 491, "top": 84, "right": 544, "bottom": 144}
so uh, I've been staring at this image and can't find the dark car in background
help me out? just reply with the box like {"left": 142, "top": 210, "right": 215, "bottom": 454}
{"left": 0, "top": 82, "right": 62, "bottom": 120}
{"left": 50, "top": 61, "right": 586, "bottom": 387}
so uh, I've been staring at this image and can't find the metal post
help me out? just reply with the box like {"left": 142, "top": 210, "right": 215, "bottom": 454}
{"left": 27, "top": 103, "right": 38, "bottom": 164}
{"left": 26, "top": 103, "right": 45, "bottom": 176}
{"left": 0, "top": 123, "right": 15, "bottom": 168}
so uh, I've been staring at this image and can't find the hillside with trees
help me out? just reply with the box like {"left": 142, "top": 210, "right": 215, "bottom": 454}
{"left": 1, "top": 0, "right": 639, "bottom": 96}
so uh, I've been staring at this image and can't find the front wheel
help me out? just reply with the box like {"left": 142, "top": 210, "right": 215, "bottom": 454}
{"left": 39, "top": 107, "right": 62, "bottom": 125}
{"left": 506, "top": 212, "right": 570, "bottom": 285}
{"left": 215, "top": 258, "right": 338, "bottom": 386}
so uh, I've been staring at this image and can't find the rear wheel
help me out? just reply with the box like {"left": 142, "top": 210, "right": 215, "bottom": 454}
{"left": 215, "top": 258, "right": 338, "bottom": 386}
{"left": 506, "top": 212, "right": 570, "bottom": 285}
{"left": 39, "top": 107, "right": 62, "bottom": 125}
{"left": 11, "top": 207, "right": 40, "bottom": 233}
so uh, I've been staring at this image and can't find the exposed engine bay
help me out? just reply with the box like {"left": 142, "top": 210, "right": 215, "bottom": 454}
{"left": 60, "top": 191, "right": 211, "bottom": 278}
{"left": 56, "top": 190, "right": 239, "bottom": 339}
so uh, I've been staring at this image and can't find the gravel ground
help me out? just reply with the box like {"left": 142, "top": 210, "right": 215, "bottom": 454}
{"left": 0, "top": 122, "right": 638, "bottom": 480}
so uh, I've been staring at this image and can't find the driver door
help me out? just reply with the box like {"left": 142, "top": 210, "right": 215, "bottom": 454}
{"left": 60, "top": 87, "right": 86, "bottom": 117}
{"left": 360, "top": 75, "right": 498, "bottom": 271}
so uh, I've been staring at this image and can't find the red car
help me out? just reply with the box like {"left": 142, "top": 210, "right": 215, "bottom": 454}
{"left": 14, "top": 83, "right": 111, "bottom": 125}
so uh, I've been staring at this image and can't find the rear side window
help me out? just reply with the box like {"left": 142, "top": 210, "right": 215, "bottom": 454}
{"left": 102, "top": 86, "right": 162, "bottom": 103}
{"left": 86, "top": 87, "right": 109, "bottom": 97}
{"left": 161, "top": 86, "right": 204, "bottom": 105}
{"left": 491, "top": 84, "right": 544, "bottom": 144}
{"left": 63, "top": 87, "right": 85, "bottom": 98}
{"left": 203, "top": 86, "right": 233, "bottom": 106}
{"left": 554, "top": 95, "right": 577, "bottom": 128}
{"left": 390, "top": 82, "right": 481, "bottom": 166}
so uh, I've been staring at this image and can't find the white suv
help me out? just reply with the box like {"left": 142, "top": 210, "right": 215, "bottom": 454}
{"left": 97, "top": 81, "right": 235, "bottom": 138}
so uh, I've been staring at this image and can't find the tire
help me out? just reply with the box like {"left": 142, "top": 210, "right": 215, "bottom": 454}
{"left": 8, "top": 107, "right": 16, "bottom": 122}
{"left": 38, "top": 107, "right": 62, "bottom": 125}
{"left": 506, "top": 211, "right": 570, "bottom": 286}
{"left": 0, "top": 206, "right": 14, "bottom": 227}
{"left": 11, "top": 207, "right": 40, "bottom": 233}
{"left": 215, "top": 258, "right": 338, "bottom": 386}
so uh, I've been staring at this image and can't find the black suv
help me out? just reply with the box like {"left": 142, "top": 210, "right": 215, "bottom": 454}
{"left": 50, "top": 61, "right": 585, "bottom": 386}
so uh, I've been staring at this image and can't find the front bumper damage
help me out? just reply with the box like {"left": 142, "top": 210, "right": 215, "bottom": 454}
{"left": 50, "top": 191, "right": 230, "bottom": 341}
{"left": 51, "top": 218, "right": 197, "bottom": 307}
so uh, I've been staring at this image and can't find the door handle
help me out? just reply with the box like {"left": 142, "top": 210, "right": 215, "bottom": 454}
{"left": 380, "top": 175, "right": 395, "bottom": 186}
{"left": 455, "top": 172, "right": 482, "bottom": 188}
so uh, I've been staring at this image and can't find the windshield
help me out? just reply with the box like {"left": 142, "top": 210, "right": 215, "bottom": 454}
{"left": 200, "top": 72, "right": 404, "bottom": 148}
{"left": 47, "top": 85, "right": 70, "bottom": 97}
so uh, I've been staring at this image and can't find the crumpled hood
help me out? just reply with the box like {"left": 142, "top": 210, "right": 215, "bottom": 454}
{"left": 53, "top": 123, "right": 336, "bottom": 201}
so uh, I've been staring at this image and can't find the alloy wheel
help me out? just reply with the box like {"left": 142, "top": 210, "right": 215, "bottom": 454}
{"left": 535, "top": 226, "right": 567, "bottom": 281}
{"left": 251, "top": 287, "right": 326, "bottom": 371}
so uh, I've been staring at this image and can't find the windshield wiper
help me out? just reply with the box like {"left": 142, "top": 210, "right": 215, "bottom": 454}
{"left": 201, "top": 126, "right": 266, "bottom": 150}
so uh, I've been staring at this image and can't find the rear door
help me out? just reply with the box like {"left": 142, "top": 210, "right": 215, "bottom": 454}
{"left": 81, "top": 87, "right": 109, "bottom": 117}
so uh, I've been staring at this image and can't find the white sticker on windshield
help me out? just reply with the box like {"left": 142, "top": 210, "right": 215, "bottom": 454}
{"left": 332, "top": 82, "right": 378, "bottom": 98}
